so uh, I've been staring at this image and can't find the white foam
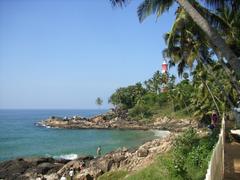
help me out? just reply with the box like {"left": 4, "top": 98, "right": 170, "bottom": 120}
{"left": 151, "top": 130, "right": 170, "bottom": 137}
{"left": 54, "top": 153, "right": 78, "bottom": 160}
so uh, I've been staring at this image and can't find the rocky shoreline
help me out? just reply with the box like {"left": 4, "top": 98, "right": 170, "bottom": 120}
{"left": 0, "top": 133, "right": 175, "bottom": 180}
{"left": 1, "top": 110, "right": 197, "bottom": 180}
{"left": 37, "top": 110, "right": 195, "bottom": 132}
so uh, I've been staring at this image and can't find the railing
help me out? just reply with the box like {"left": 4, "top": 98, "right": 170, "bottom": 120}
{"left": 205, "top": 115, "right": 225, "bottom": 180}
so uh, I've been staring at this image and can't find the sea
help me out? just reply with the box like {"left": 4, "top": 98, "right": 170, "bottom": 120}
{"left": 0, "top": 109, "right": 169, "bottom": 162}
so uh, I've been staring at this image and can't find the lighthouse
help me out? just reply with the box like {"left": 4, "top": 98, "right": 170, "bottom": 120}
{"left": 161, "top": 60, "right": 168, "bottom": 92}
{"left": 162, "top": 60, "right": 168, "bottom": 74}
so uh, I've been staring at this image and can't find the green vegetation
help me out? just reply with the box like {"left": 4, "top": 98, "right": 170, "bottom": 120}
{"left": 109, "top": 65, "right": 237, "bottom": 122}
{"left": 108, "top": 1, "right": 240, "bottom": 122}
{"left": 111, "top": 0, "right": 240, "bottom": 80}
{"left": 99, "top": 129, "right": 218, "bottom": 180}
{"left": 98, "top": 170, "right": 128, "bottom": 180}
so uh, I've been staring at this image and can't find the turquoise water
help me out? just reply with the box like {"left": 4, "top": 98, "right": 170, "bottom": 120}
{"left": 0, "top": 110, "right": 165, "bottom": 162}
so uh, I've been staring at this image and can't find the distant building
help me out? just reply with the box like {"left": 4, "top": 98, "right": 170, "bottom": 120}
{"left": 161, "top": 60, "right": 168, "bottom": 92}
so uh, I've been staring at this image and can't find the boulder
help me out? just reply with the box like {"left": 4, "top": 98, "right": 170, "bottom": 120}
{"left": 44, "top": 173, "right": 59, "bottom": 180}
{"left": 91, "top": 116, "right": 104, "bottom": 123}
{"left": 112, "top": 152, "right": 126, "bottom": 163}
{"left": 24, "top": 157, "right": 55, "bottom": 166}
{"left": 36, "top": 162, "right": 57, "bottom": 174}
{"left": 76, "top": 173, "right": 93, "bottom": 180}
{"left": 137, "top": 148, "right": 149, "bottom": 157}
{"left": 0, "top": 158, "right": 30, "bottom": 179}
{"left": 95, "top": 157, "right": 114, "bottom": 172}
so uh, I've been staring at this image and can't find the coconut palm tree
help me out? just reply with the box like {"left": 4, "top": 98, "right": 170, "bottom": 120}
{"left": 162, "top": 5, "right": 240, "bottom": 96}
{"left": 110, "top": 0, "right": 240, "bottom": 79}
{"left": 96, "top": 97, "right": 103, "bottom": 108}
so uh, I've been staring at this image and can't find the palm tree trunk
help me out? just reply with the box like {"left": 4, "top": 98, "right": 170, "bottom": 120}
{"left": 202, "top": 80, "right": 221, "bottom": 115}
{"left": 176, "top": 0, "right": 240, "bottom": 80}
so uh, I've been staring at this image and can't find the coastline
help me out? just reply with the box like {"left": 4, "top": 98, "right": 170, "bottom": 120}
{"left": 0, "top": 131, "right": 175, "bottom": 180}
{"left": 0, "top": 110, "right": 197, "bottom": 180}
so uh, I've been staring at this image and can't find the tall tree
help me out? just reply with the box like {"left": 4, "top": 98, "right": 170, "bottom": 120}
{"left": 162, "top": 5, "right": 240, "bottom": 95}
{"left": 110, "top": 0, "right": 240, "bottom": 79}
{"left": 96, "top": 97, "right": 103, "bottom": 108}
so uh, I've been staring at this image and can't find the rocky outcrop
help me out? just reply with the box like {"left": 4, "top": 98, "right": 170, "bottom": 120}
{"left": 0, "top": 156, "right": 94, "bottom": 180}
{"left": 38, "top": 112, "right": 196, "bottom": 132}
{"left": 0, "top": 157, "right": 65, "bottom": 180}
{"left": 38, "top": 114, "right": 150, "bottom": 130}
{"left": 153, "top": 116, "right": 197, "bottom": 132}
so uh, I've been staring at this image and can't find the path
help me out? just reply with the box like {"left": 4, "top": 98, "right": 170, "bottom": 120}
{"left": 224, "top": 141, "right": 240, "bottom": 179}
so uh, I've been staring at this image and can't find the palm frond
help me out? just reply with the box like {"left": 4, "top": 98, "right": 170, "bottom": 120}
{"left": 137, "top": 0, "right": 174, "bottom": 22}
{"left": 110, "top": 0, "right": 129, "bottom": 7}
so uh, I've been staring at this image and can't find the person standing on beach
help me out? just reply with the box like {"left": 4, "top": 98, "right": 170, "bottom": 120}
{"left": 97, "top": 146, "right": 101, "bottom": 156}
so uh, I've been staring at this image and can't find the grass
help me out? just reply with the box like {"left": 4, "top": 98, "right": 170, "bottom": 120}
{"left": 151, "top": 102, "right": 192, "bottom": 120}
{"left": 134, "top": 102, "right": 192, "bottom": 124}
{"left": 98, "top": 170, "right": 128, "bottom": 180}
{"left": 126, "top": 153, "right": 177, "bottom": 180}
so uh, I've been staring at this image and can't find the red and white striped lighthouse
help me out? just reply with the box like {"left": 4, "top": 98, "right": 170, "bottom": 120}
{"left": 162, "top": 60, "right": 168, "bottom": 74}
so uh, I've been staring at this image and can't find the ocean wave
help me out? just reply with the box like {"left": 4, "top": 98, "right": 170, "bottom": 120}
{"left": 53, "top": 153, "right": 78, "bottom": 160}
{"left": 151, "top": 130, "right": 170, "bottom": 137}
{"left": 35, "top": 123, "right": 58, "bottom": 129}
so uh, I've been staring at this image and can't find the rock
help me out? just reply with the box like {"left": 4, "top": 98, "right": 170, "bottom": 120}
{"left": 24, "top": 157, "right": 55, "bottom": 166}
{"left": 91, "top": 116, "right": 104, "bottom": 123}
{"left": 46, "top": 163, "right": 64, "bottom": 174}
{"left": 55, "top": 158, "right": 71, "bottom": 164}
{"left": 76, "top": 173, "right": 93, "bottom": 180}
{"left": 57, "top": 160, "right": 83, "bottom": 175}
{"left": 36, "top": 162, "right": 57, "bottom": 174}
{"left": 137, "top": 148, "right": 149, "bottom": 157}
{"left": 44, "top": 173, "right": 59, "bottom": 180}
{"left": 112, "top": 152, "right": 126, "bottom": 163}
{"left": 76, "top": 155, "right": 94, "bottom": 162}
{"left": 76, "top": 165, "right": 103, "bottom": 179}
{"left": 0, "top": 158, "right": 30, "bottom": 179}
{"left": 94, "top": 157, "right": 114, "bottom": 173}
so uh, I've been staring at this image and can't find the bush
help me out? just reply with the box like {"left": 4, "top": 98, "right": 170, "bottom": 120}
{"left": 129, "top": 103, "right": 152, "bottom": 119}
{"left": 167, "top": 128, "right": 218, "bottom": 179}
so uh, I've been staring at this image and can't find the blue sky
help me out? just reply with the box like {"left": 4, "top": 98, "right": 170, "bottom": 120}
{"left": 0, "top": 0, "right": 178, "bottom": 109}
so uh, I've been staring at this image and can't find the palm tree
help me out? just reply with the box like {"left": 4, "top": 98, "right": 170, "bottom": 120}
{"left": 110, "top": 0, "right": 240, "bottom": 79}
{"left": 162, "top": 5, "right": 240, "bottom": 96}
{"left": 96, "top": 97, "right": 103, "bottom": 108}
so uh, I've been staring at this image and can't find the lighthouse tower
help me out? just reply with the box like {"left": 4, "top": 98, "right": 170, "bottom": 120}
{"left": 161, "top": 60, "right": 168, "bottom": 92}
{"left": 162, "top": 60, "right": 168, "bottom": 74}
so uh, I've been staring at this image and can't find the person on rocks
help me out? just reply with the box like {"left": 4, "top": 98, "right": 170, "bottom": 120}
{"left": 208, "top": 110, "right": 218, "bottom": 131}
{"left": 69, "top": 168, "right": 74, "bottom": 180}
{"left": 80, "top": 160, "right": 85, "bottom": 171}
{"left": 36, "top": 174, "right": 45, "bottom": 180}
{"left": 97, "top": 146, "right": 102, "bottom": 157}
{"left": 60, "top": 173, "right": 67, "bottom": 180}
{"left": 211, "top": 110, "right": 218, "bottom": 128}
